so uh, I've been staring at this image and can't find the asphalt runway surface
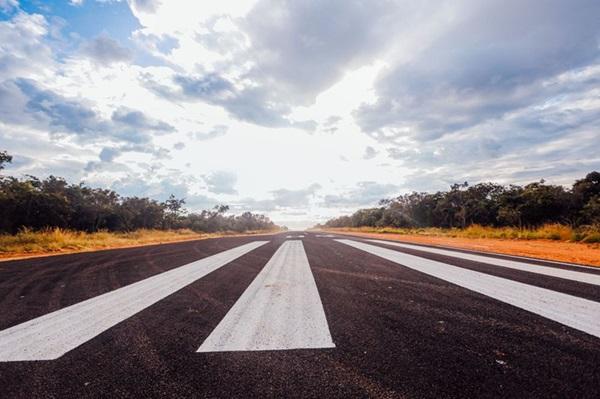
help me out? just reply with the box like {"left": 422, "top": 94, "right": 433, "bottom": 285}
{"left": 0, "top": 232, "right": 599, "bottom": 398}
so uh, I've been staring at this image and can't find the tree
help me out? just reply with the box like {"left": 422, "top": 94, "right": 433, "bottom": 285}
{"left": 163, "top": 194, "right": 185, "bottom": 229}
{"left": 322, "top": 171, "right": 600, "bottom": 230}
{"left": 581, "top": 195, "right": 600, "bottom": 225}
{"left": 573, "top": 172, "right": 600, "bottom": 204}
{"left": 0, "top": 150, "right": 12, "bottom": 171}
{"left": 0, "top": 169, "right": 278, "bottom": 234}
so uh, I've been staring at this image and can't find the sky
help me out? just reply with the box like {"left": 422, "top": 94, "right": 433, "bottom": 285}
{"left": 0, "top": 0, "right": 599, "bottom": 229}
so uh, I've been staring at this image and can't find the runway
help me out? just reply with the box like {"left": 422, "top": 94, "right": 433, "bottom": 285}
{"left": 0, "top": 232, "right": 598, "bottom": 398}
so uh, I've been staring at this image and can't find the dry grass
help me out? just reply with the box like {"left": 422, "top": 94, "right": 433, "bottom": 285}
{"left": 323, "top": 224, "right": 600, "bottom": 267}
{"left": 0, "top": 228, "right": 278, "bottom": 261}
{"left": 328, "top": 224, "right": 600, "bottom": 243}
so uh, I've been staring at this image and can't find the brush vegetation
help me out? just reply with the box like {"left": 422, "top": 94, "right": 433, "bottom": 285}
{"left": 320, "top": 172, "right": 600, "bottom": 239}
{"left": 329, "top": 224, "right": 600, "bottom": 244}
{"left": 0, "top": 150, "right": 280, "bottom": 235}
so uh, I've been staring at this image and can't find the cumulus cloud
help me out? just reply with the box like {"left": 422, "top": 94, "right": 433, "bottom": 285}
{"left": 0, "top": 12, "right": 54, "bottom": 79}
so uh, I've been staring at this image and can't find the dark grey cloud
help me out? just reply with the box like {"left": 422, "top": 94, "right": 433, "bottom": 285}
{"left": 0, "top": 79, "right": 38, "bottom": 126}
{"left": 99, "top": 147, "right": 121, "bottom": 162}
{"left": 16, "top": 78, "right": 111, "bottom": 135}
{"left": 162, "top": 0, "right": 402, "bottom": 130}
{"left": 355, "top": 0, "right": 600, "bottom": 142}
{"left": 6, "top": 79, "right": 173, "bottom": 158}
{"left": 214, "top": 85, "right": 296, "bottom": 128}
{"left": 243, "top": 0, "right": 401, "bottom": 104}
{"left": 173, "top": 142, "right": 185, "bottom": 150}
{"left": 144, "top": 73, "right": 316, "bottom": 130}
{"left": 203, "top": 171, "right": 237, "bottom": 195}
{"left": 332, "top": 0, "right": 600, "bottom": 193}
{"left": 385, "top": 82, "right": 600, "bottom": 169}
{"left": 173, "top": 73, "right": 234, "bottom": 101}
{"left": 111, "top": 106, "right": 174, "bottom": 132}
{"left": 83, "top": 35, "right": 132, "bottom": 66}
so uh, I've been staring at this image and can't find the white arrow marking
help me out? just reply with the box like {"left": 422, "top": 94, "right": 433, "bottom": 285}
{"left": 0, "top": 241, "right": 268, "bottom": 361}
{"left": 198, "top": 240, "right": 335, "bottom": 352}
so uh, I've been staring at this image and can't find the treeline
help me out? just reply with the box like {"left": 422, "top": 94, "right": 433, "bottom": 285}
{"left": 0, "top": 151, "right": 278, "bottom": 234}
{"left": 322, "top": 172, "right": 600, "bottom": 229}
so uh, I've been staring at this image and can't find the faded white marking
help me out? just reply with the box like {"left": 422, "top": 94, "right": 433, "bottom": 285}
{"left": 198, "top": 240, "right": 334, "bottom": 352}
{"left": 0, "top": 241, "right": 268, "bottom": 361}
{"left": 316, "top": 234, "right": 336, "bottom": 238}
{"left": 367, "top": 239, "right": 600, "bottom": 286}
{"left": 337, "top": 239, "right": 600, "bottom": 339}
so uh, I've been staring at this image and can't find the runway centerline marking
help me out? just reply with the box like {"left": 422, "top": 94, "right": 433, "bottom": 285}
{"left": 198, "top": 240, "right": 335, "bottom": 352}
{"left": 0, "top": 241, "right": 268, "bottom": 362}
{"left": 367, "top": 239, "right": 600, "bottom": 286}
{"left": 337, "top": 239, "right": 600, "bottom": 339}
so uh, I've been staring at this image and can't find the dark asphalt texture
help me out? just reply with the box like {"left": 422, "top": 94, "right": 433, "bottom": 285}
{"left": 0, "top": 232, "right": 599, "bottom": 398}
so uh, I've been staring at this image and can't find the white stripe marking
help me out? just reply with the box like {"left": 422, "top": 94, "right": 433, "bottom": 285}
{"left": 0, "top": 241, "right": 268, "bottom": 361}
{"left": 337, "top": 239, "right": 600, "bottom": 339}
{"left": 367, "top": 239, "right": 600, "bottom": 286}
{"left": 198, "top": 240, "right": 335, "bottom": 352}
